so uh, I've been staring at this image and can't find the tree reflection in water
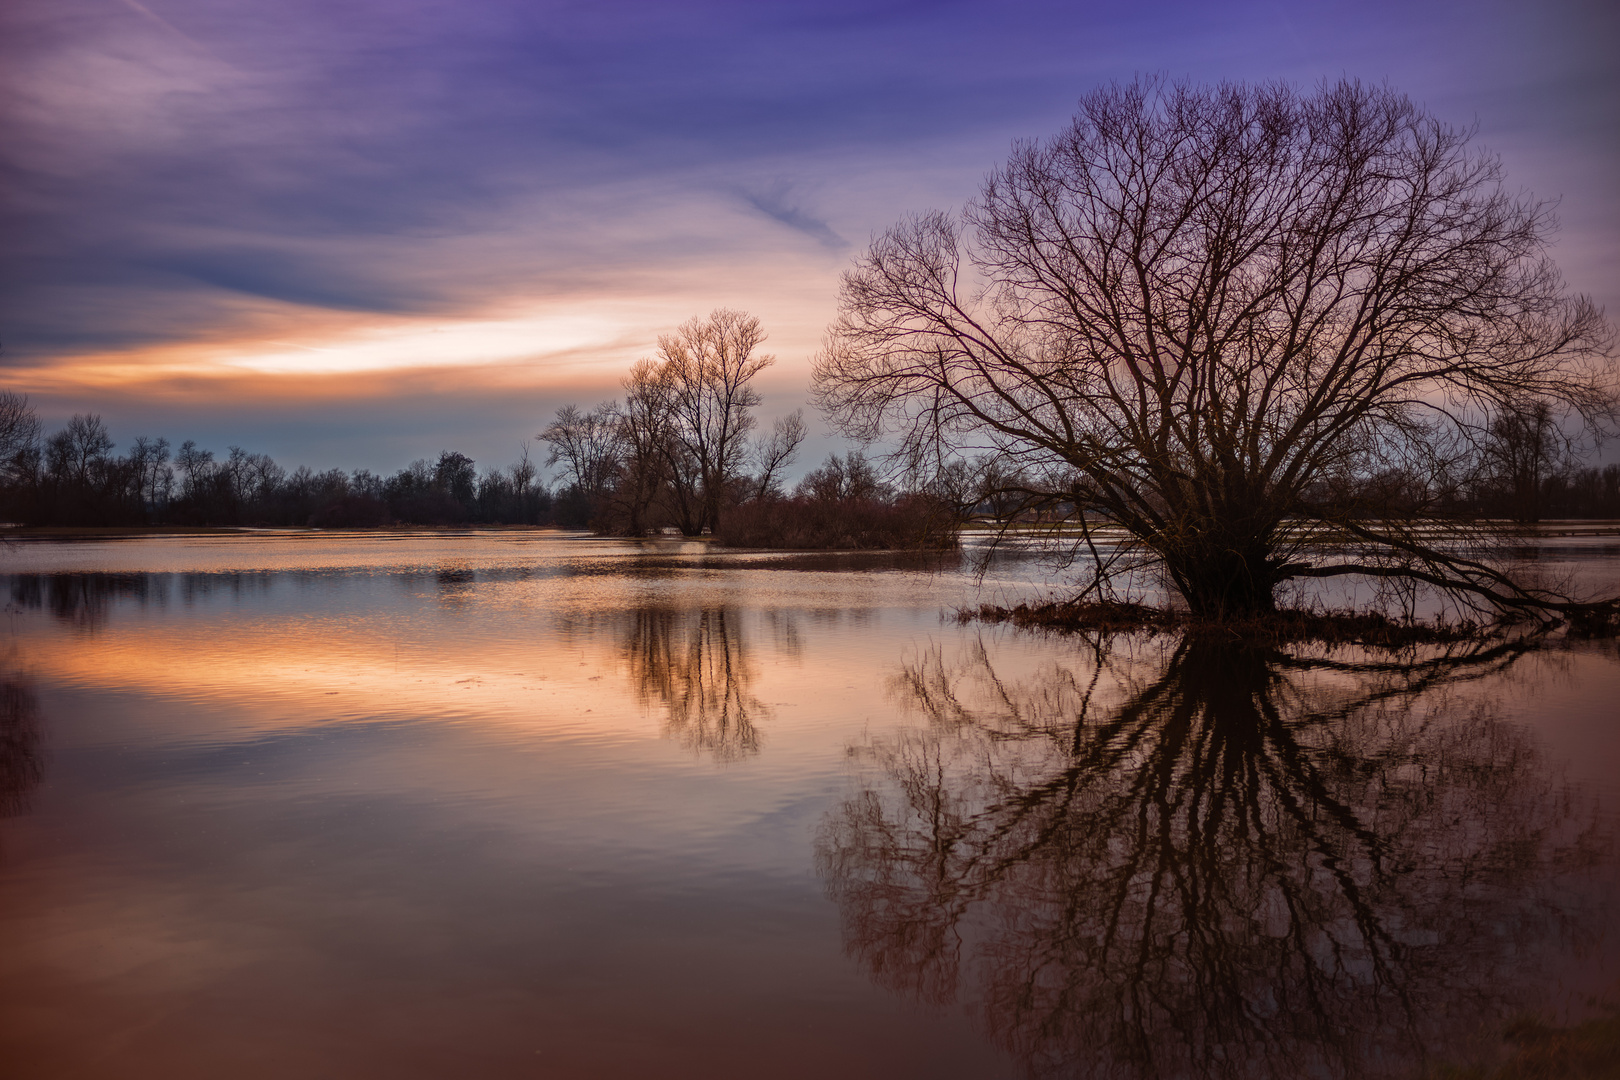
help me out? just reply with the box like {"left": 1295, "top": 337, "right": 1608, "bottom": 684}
{"left": 816, "top": 635, "right": 1613, "bottom": 1079}
{"left": 0, "top": 660, "right": 42, "bottom": 819}
{"left": 621, "top": 607, "right": 768, "bottom": 761}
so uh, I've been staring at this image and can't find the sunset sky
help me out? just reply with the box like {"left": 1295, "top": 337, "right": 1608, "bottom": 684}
{"left": 4, "top": 0, "right": 1616, "bottom": 475}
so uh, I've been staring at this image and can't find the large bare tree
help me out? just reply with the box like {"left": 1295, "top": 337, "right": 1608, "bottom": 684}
{"left": 814, "top": 79, "right": 1615, "bottom": 620}
{"left": 658, "top": 308, "right": 774, "bottom": 535}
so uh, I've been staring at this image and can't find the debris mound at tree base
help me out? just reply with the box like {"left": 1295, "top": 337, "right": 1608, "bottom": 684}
{"left": 960, "top": 600, "right": 1492, "bottom": 647}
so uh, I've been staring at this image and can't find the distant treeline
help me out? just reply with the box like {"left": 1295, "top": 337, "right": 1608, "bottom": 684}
{"left": 1483, "top": 463, "right": 1620, "bottom": 520}
{"left": 0, "top": 405, "right": 553, "bottom": 528}
{"left": 3, "top": 392, "right": 1618, "bottom": 534}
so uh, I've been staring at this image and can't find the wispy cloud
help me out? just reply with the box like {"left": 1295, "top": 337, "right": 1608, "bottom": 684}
{"left": 738, "top": 182, "right": 846, "bottom": 250}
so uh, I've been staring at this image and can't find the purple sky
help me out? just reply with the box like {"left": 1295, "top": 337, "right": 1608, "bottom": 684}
{"left": 3, "top": 0, "right": 1616, "bottom": 475}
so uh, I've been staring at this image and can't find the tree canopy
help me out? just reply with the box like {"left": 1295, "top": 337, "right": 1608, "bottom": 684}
{"left": 814, "top": 78, "right": 1616, "bottom": 621}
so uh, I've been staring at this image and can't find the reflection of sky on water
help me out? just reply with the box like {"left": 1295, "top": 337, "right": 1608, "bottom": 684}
{"left": 0, "top": 534, "right": 1617, "bottom": 1078}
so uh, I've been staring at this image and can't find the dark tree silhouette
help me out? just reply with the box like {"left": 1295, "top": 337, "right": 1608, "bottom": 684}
{"left": 611, "top": 359, "right": 677, "bottom": 535}
{"left": 817, "top": 634, "right": 1613, "bottom": 1079}
{"left": 540, "top": 310, "right": 795, "bottom": 536}
{"left": 656, "top": 309, "right": 775, "bottom": 535}
{"left": 0, "top": 391, "right": 40, "bottom": 488}
{"left": 814, "top": 78, "right": 1616, "bottom": 621}
{"left": 541, "top": 403, "right": 622, "bottom": 506}
{"left": 750, "top": 409, "right": 808, "bottom": 501}
{"left": 1478, "top": 401, "right": 1565, "bottom": 523}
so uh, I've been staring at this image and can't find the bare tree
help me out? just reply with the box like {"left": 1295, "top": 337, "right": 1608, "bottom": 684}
{"left": 612, "top": 358, "right": 675, "bottom": 535}
{"left": 539, "top": 403, "right": 621, "bottom": 501}
{"left": 797, "top": 450, "right": 888, "bottom": 502}
{"left": 128, "top": 436, "right": 172, "bottom": 512}
{"left": 0, "top": 391, "right": 40, "bottom": 485}
{"left": 175, "top": 440, "right": 216, "bottom": 503}
{"left": 751, "top": 408, "right": 807, "bottom": 500}
{"left": 814, "top": 78, "right": 1616, "bottom": 621}
{"left": 511, "top": 440, "right": 537, "bottom": 503}
{"left": 1478, "top": 401, "right": 1566, "bottom": 523}
{"left": 45, "top": 414, "right": 114, "bottom": 488}
{"left": 508, "top": 440, "right": 542, "bottom": 523}
{"left": 657, "top": 309, "right": 774, "bottom": 534}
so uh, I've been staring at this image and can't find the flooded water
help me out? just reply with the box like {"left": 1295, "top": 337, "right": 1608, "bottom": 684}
{"left": 2, "top": 531, "right": 1617, "bottom": 1079}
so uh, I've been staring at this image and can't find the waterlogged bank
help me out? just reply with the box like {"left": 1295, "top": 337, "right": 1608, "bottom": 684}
{"left": 1, "top": 533, "right": 1617, "bottom": 1078}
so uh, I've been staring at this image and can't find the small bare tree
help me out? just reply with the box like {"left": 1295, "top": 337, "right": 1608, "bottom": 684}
{"left": 128, "top": 436, "right": 173, "bottom": 512}
{"left": 814, "top": 78, "right": 1615, "bottom": 622}
{"left": 750, "top": 408, "right": 807, "bottom": 500}
{"left": 1477, "top": 401, "right": 1566, "bottom": 523}
{"left": 613, "top": 359, "right": 676, "bottom": 535}
{"left": 175, "top": 440, "right": 216, "bottom": 503}
{"left": 0, "top": 391, "right": 40, "bottom": 491}
{"left": 45, "top": 414, "right": 114, "bottom": 488}
{"left": 539, "top": 402, "right": 621, "bottom": 501}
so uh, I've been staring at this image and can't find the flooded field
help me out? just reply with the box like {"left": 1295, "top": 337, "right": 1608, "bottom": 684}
{"left": 2, "top": 531, "right": 1617, "bottom": 1078}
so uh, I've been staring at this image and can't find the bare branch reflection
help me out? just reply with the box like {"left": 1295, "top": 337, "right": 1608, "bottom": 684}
{"left": 621, "top": 607, "right": 769, "bottom": 761}
{"left": 817, "top": 636, "right": 1612, "bottom": 1079}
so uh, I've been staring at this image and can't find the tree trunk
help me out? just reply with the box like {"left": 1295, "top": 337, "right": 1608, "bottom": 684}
{"left": 1161, "top": 536, "right": 1281, "bottom": 620}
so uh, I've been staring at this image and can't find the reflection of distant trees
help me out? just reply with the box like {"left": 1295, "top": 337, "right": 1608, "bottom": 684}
{"left": 5, "top": 572, "right": 281, "bottom": 628}
{"left": 7, "top": 574, "right": 152, "bottom": 629}
{"left": 0, "top": 661, "right": 42, "bottom": 818}
{"left": 621, "top": 607, "right": 769, "bottom": 761}
{"left": 817, "top": 635, "right": 1612, "bottom": 1080}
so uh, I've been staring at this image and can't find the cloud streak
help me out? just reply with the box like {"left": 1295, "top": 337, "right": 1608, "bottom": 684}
{"left": 738, "top": 184, "right": 846, "bottom": 250}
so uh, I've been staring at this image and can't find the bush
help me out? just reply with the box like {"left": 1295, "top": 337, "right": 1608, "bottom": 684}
{"left": 714, "top": 493, "right": 959, "bottom": 550}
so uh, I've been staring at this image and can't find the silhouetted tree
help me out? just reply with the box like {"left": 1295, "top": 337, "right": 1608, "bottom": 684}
{"left": 0, "top": 391, "right": 40, "bottom": 490}
{"left": 814, "top": 78, "right": 1616, "bottom": 621}
{"left": 541, "top": 405, "right": 620, "bottom": 500}
{"left": 541, "top": 310, "right": 788, "bottom": 536}
{"left": 750, "top": 408, "right": 808, "bottom": 500}
{"left": 1478, "top": 401, "right": 1566, "bottom": 522}
{"left": 797, "top": 451, "right": 888, "bottom": 503}
{"left": 605, "top": 359, "right": 676, "bottom": 535}
{"left": 128, "top": 436, "right": 172, "bottom": 516}
{"left": 45, "top": 414, "right": 112, "bottom": 488}
{"left": 657, "top": 308, "right": 775, "bottom": 535}
{"left": 435, "top": 451, "right": 477, "bottom": 514}
{"left": 174, "top": 440, "right": 216, "bottom": 504}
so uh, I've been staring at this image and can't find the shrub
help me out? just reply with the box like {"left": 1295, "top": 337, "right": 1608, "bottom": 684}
{"left": 714, "top": 493, "right": 958, "bottom": 550}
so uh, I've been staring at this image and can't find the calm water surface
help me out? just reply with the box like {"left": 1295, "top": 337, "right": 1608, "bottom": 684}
{"left": 2, "top": 531, "right": 1617, "bottom": 1079}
